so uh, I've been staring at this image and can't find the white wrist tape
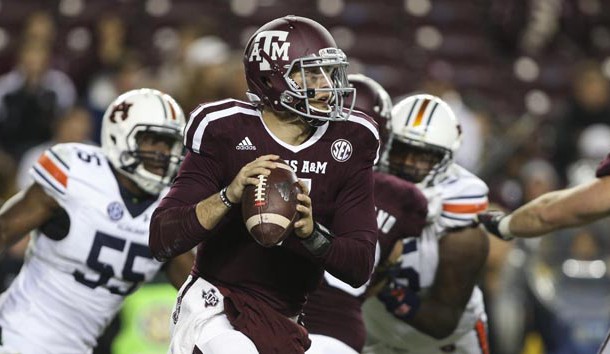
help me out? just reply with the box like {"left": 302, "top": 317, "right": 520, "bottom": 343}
{"left": 498, "top": 215, "right": 515, "bottom": 240}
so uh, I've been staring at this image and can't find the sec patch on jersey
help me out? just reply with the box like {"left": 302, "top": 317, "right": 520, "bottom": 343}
{"left": 242, "top": 160, "right": 302, "bottom": 247}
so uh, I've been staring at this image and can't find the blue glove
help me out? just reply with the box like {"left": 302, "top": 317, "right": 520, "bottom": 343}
{"left": 377, "top": 280, "right": 421, "bottom": 321}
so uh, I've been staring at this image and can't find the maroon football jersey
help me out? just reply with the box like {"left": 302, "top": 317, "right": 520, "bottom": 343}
{"left": 596, "top": 153, "right": 610, "bottom": 177}
{"left": 150, "top": 99, "right": 379, "bottom": 316}
{"left": 373, "top": 172, "right": 428, "bottom": 262}
{"left": 303, "top": 172, "right": 428, "bottom": 351}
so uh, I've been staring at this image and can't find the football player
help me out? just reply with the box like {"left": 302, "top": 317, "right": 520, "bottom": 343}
{"left": 0, "top": 88, "right": 194, "bottom": 354}
{"left": 304, "top": 74, "right": 428, "bottom": 354}
{"left": 347, "top": 74, "right": 393, "bottom": 154}
{"left": 362, "top": 94, "right": 491, "bottom": 354}
{"left": 148, "top": 16, "right": 380, "bottom": 354}
{"left": 478, "top": 133, "right": 610, "bottom": 354}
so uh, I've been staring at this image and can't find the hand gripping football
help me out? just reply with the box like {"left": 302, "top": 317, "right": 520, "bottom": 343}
{"left": 242, "top": 160, "right": 302, "bottom": 247}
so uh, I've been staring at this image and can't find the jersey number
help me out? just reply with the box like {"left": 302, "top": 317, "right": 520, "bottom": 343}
{"left": 76, "top": 149, "right": 101, "bottom": 166}
{"left": 73, "top": 231, "right": 153, "bottom": 295}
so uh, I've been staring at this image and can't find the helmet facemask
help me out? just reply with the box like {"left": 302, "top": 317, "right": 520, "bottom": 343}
{"left": 384, "top": 138, "right": 451, "bottom": 187}
{"left": 280, "top": 48, "right": 355, "bottom": 126}
{"left": 118, "top": 125, "right": 184, "bottom": 195}
{"left": 386, "top": 94, "right": 461, "bottom": 187}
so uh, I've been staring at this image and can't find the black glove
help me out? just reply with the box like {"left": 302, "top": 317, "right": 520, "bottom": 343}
{"left": 377, "top": 279, "right": 421, "bottom": 322}
{"left": 477, "top": 210, "right": 514, "bottom": 241}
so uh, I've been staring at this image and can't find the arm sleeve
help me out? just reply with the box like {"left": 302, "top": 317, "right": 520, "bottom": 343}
{"left": 29, "top": 144, "right": 72, "bottom": 202}
{"left": 149, "top": 149, "right": 222, "bottom": 261}
{"left": 284, "top": 154, "right": 378, "bottom": 288}
{"left": 438, "top": 176, "right": 489, "bottom": 231}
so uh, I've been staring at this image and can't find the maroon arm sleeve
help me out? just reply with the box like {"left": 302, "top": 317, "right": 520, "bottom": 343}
{"left": 283, "top": 165, "right": 377, "bottom": 288}
{"left": 149, "top": 151, "right": 221, "bottom": 261}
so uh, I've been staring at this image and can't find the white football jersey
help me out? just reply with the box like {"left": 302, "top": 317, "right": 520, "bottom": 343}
{"left": 363, "top": 164, "right": 489, "bottom": 353}
{"left": 0, "top": 143, "right": 166, "bottom": 354}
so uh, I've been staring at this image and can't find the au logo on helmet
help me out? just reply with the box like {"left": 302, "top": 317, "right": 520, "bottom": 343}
{"left": 248, "top": 31, "right": 291, "bottom": 71}
{"left": 109, "top": 102, "right": 133, "bottom": 123}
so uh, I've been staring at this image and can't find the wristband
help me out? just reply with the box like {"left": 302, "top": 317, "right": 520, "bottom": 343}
{"left": 300, "top": 222, "right": 334, "bottom": 256}
{"left": 498, "top": 215, "right": 515, "bottom": 240}
{"left": 219, "top": 187, "right": 235, "bottom": 209}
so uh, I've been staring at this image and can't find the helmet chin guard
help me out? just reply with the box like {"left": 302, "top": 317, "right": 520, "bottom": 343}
{"left": 101, "top": 88, "right": 186, "bottom": 195}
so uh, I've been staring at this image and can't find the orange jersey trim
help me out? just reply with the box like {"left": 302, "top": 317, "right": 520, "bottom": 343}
{"left": 38, "top": 153, "right": 68, "bottom": 187}
{"left": 442, "top": 201, "right": 488, "bottom": 214}
{"left": 475, "top": 319, "right": 490, "bottom": 354}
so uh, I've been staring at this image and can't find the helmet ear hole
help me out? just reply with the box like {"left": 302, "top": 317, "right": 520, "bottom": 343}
{"left": 110, "top": 135, "right": 117, "bottom": 145}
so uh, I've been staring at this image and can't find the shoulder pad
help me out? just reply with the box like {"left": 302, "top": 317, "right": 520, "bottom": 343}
{"left": 184, "top": 99, "right": 260, "bottom": 154}
{"left": 30, "top": 143, "right": 74, "bottom": 198}
{"left": 439, "top": 166, "right": 489, "bottom": 225}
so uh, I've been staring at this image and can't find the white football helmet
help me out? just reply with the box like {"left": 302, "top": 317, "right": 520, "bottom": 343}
{"left": 382, "top": 94, "right": 461, "bottom": 187}
{"left": 101, "top": 88, "right": 186, "bottom": 195}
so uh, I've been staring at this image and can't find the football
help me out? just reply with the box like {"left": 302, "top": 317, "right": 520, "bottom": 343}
{"left": 242, "top": 160, "right": 302, "bottom": 247}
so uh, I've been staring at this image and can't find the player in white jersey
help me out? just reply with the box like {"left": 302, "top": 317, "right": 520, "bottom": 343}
{"left": 0, "top": 88, "right": 194, "bottom": 354}
{"left": 362, "top": 94, "right": 490, "bottom": 354}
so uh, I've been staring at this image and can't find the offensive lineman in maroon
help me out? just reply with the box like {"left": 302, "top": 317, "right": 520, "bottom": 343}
{"left": 304, "top": 74, "right": 428, "bottom": 353}
{"left": 148, "top": 16, "right": 379, "bottom": 354}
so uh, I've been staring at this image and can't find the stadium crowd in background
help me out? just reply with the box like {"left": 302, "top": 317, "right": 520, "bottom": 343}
{"left": 1, "top": 1, "right": 610, "bottom": 353}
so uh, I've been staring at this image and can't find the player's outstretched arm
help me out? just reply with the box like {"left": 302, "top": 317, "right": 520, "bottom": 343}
{"left": 0, "top": 183, "right": 59, "bottom": 255}
{"left": 479, "top": 176, "right": 610, "bottom": 239}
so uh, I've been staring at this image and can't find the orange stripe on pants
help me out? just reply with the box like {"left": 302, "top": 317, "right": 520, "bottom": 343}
{"left": 475, "top": 319, "right": 490, "bottom": 354}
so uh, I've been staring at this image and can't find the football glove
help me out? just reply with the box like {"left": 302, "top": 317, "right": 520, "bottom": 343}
{"left": 377, "top": 279, "right": 421, "bottom": 321}
{"left": 477, "top": 210, "right": 514, "bottom": 241}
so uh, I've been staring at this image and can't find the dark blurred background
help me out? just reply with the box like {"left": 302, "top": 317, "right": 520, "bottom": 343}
{"left": 1, "top": 1, "right": 610, "bottom": 353}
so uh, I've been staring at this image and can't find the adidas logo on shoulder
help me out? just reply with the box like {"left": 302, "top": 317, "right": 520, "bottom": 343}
{"left": 236, "top": 137, "right": 257, "bottom": 150}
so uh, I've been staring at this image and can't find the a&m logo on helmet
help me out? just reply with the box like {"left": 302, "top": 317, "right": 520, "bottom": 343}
{"left": 248, "top": 30, "right": 291, "bottom": 71}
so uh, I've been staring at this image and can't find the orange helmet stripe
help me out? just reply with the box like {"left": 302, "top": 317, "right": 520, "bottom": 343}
{"left": 412, "top": 98, "right": 431, "bottom": 127}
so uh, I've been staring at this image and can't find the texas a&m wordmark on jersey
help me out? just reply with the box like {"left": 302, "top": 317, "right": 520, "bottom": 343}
{"left": 0, "top": 143, "right": 166, "bottom": 354}
{"left": 362, "top": 164, "right": 489, "bottom": 353}
{"left": 170, "top": 98, "right": 379, "bottom": 316}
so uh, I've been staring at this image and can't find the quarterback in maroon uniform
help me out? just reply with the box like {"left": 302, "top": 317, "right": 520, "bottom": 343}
{"left": 148, "top": 16, "right": 379, "bottom": 354}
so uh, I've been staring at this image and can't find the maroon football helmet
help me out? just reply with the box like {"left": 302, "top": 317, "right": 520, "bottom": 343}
{"left": 347, "top": 74, "right": 392, "bottom": 150}
{"left": 243, "top": 15, "right": 355, "bottom": 126}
